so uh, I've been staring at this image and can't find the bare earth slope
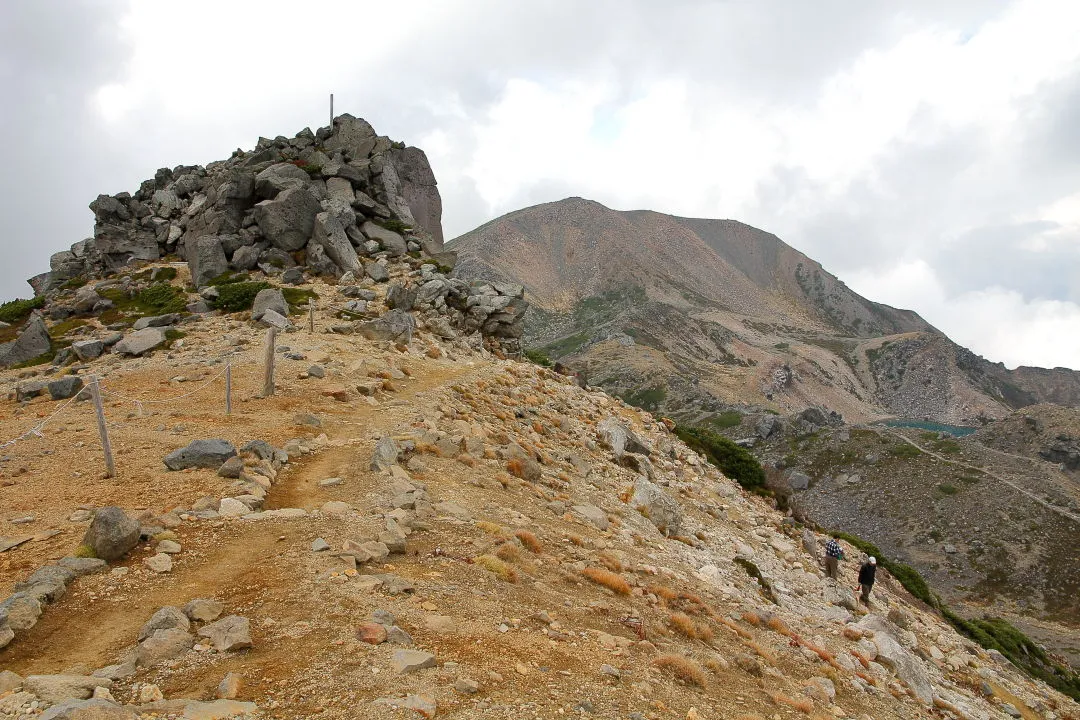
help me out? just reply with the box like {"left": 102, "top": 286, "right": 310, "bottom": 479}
{"left": 452, "top": 198, "right": 1080, "bottom": 425}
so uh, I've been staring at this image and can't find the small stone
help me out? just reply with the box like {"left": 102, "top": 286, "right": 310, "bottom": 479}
{"left": 319, "top": 477, "right": 342, "bottom": 487}
{"left": 391, "top": 649, "right": 437, "bottom": 673}
{"left": 400, "top": 694, "right": 437, "bottom": 718}
{"left": 600, "top": 664, "right": 621, "bottom": 677}
{"left": 139, "top": 606, "right": 189, "bottom": 641}
{"left": 218, "top": 497, "right": 251, "bottom": 517}
{"left": 356, "top": 622, "right": 388, "bottom": 645}
{"left": 217, "top": 673, "right": 243, "bottom": 700}
{"left": 386, "top": 626, "right": 414, "bottom": 646}
{"left": 321, "top": 500, "right": 351, "bottom": 516}
{"left": 311, "top": 538, "right": 330, "bottom": 552}
{"left": 156, "top": 539, "right": 181, "bottom": 554}
{"left": 454, "top": 677, "right": 479, "bottom": 694}
{"left": 217, "top": 456, "right": 245, "bottom": 479}
{"left": 198, "top": 615, "right": 252, "bottom": 652}
{"left": 183, "top": 598, "right": 224, "bottom": 622}
{"left": 307, "top": 365, "right": 326, "bottom": 378}
{"left": 143, "top": 553, "right": 173, "bottom": 573}
{"left": 514, "top": 662, "right": 529, "bottom": 675}
{"left": 0, "top": 670, "right": 23, "bottom": 694}
{"left": 138, "top": 683, "right": 164, "bottom": 702}
{"left": 136, "top": 628, "right": 194, "bottom": 667}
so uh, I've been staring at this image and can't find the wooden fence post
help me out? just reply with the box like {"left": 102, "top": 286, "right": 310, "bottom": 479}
{"left": 225, "top": 362, "right": 232, "bottom": 414}
{"left": 262, "top": 328, "right": 277, "bottom": 397}
{"left": 88, "top": 376, "right": 116, "bottom": 478}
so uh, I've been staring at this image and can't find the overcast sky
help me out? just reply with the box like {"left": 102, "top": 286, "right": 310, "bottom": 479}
{"left": 1, "top": 0, "right": 1078, "bottom": 370}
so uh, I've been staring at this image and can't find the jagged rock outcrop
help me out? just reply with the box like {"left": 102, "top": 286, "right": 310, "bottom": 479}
{"left": 36, "top": 114, "right": 448, "bottom": 293}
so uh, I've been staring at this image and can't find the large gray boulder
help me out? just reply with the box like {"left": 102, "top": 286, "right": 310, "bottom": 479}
{"left": 47, "top": 376, "right": 85, "bottom": 401}
{"left": 23, "top": 675, "right": 112, "bottom": 704}
{"left": 630, "top": 476, "right": 682, "bottom": 536}
{"left": 40, "top": 699, "right": 137, "bottom": 720}
{"left": 163, "top": 439, "right": 237, "bottom": 471}
{"left": 323, "top": 114, "right": 378, "bottom": 156}
{"left": 230, "top": 244, "right": 260, "bottom": 271}
{"left": 253, "top": 186, "right": 321, "bottom": 252}
{"left": 72, "top": 339, "right": 105, "bottom": 361}
{"left": 597, "top": 417, "right": 652, "bottom": 459}
{"left": 356, "top": 309, "right": 415, "bottom": 343}
{"left": 82, "top": 507, "right": 140, "bottom": 561}
{"left": 112, "top": 327, "right": 166, "bottom": 356}
{"left": 361, "top": 221, "right": 407, "bottom": 256}
{"left": 313, "top": 213, "right": 361, "bottom": 275}
{"left": 0, "top": 592, "right": 43, "bottom": 630}
{"left": 186, "top": 236, "right": 228, "bottom": 288}
{"left": 251, "top": 288, "right": 288, "bottom": 321}
{"left": 136, "top": 627, "right": 195, "bottom": 666}
{"left": 254, "top": 162, "right": 310, "bottom": 199}
{"left": 0, "top": 314, "right": 51, "bottom": 368}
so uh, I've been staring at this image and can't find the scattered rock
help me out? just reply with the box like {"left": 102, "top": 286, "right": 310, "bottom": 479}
{"left": 47, "top": 376, "right": 85, "bottom": 401}
{"left": 163, "top": 439, "right": 238, "bottom": 471}
{"left": 391, "top": 649, "right": 437, "bottom": 673}
{"left": 216, "top": 673, "right": 243, "bottom": 700}
{"left": 139, "top": 606, "right": 190, "bottom": 640}
{"left": 39, "top": 699, "right": 137, "bottom": 720}
{"left": 143, "top": 553, "right": 173, "bottom": 573}
{"left": 356, "top": 622, "right": 388, "bottom": 645}
{"left": 198, "top": 615, "right": 252, "bottom": 652}
{"left": 370, "top": 436, "right": 401, "bottom": 471}
{"left": 23, "top": 675, "right": 111, "bottom": 704}
{"left": 82, "top": 506, "right": 140, "bottom": 561}
{"left": 183, "top": 598, "right": 224, "bottom": 623}
{"left": 112, "top": 327, "right": 167, "bottom": 357}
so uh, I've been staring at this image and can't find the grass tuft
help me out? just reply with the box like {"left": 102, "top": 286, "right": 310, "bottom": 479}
{"left": 477, "top": 554, "right": 518, "bottom": 582}
{"left": 514, "top": 530, "right": 543, "bottom": 553}
{"left": 653, "top": 654, "right": 706, "bottom": 687}
{"left": 582, "top": 567, "right": 631, "bottom": 595}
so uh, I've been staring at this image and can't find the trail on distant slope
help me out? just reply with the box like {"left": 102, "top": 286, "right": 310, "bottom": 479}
{"left": 882, "top": 429, "right": 1080, "bottom": 525}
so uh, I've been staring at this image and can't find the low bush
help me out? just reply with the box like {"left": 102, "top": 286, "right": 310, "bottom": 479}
{"left": 524, "top": 348, "right": 553, "bottom": 367}
{"left": 211, "top": 281, "right": 271, "bottom": 312}
{"left": 514, "top": 530, "right": 543, "bottom": 553}
{"left": 476, "top": 554, "right": 518, "bottom": 582}
{"left": 0, "top": 296, "right": 46, "bottom": 324}
{"left": 675, "top": 424, "right": 765, "bottom": 490}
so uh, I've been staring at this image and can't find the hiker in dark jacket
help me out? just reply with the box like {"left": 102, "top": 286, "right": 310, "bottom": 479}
{"left": 858, "top": 556, "right": 877, "bottom": 603}
{"left": 824, "top": 538, "right": 844, "bottom": 579}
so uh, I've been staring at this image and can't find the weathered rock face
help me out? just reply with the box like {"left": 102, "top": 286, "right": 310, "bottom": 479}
{"left": 163, "top": 439, "right": 238, "bottom": 471}
{"left": 0, "top": 314, "right": 51, "bottom": 368}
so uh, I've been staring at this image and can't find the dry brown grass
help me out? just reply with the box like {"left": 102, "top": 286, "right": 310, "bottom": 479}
{"left": 669, "top": 612, "right": 698, "bottom": 639}
{"left": 495, "top": 542, "right": 521, "bottom": 563}
{"left": 649, "top": 584, "right": 679, "bottom": 604}
{"left": 477, "top": 554, "right": 519, "bottom": 583}
{"left": 568, "top": 535, "right": 584, "bottom": 547}
{"left": 653, "top": 654, "right": 706, "bottom": 687}
{"left": 483, "top": 448, "right": 498, "bottom": 460}
{"left": 718, "top": 616, "right": 753, "bottom": 639}
{"left": 506, "top": 458, "right": 525, "bottom": 478}
{"left": 456, "top": 452, "right": 477, "bottom": 467}
{"left": 597, "top": 551, "right": 623, "bottom": 572}
{"left": 741, "top": 611, "right": 762, "bottom": 626}
{"left": 673, "top": 535, "right": 696, "bottom": 546}
{"left": 514, "top": 530, "right": 543, "bottom": 553}
{"left": 741, "top": 638, "right": 777, "bottom": 665}
{"left": 851, "top": 650, "right": 871, "bottom": 669}
{"left": 766, "top": 615, "right": 793, "bottom": 637}
{"left": 803, "top": 641, "right": 842, "bottom": 670}
{"left": 475, "top": 521, "right": 505, "bottom": 536}
{"left": 582, "top": 567, "right": 631, "bottom": 595}
{"left": 770, "top": 693, "right": 814, "bottom": 714}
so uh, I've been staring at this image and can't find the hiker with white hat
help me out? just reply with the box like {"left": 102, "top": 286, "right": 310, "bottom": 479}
{"left": 858, "top": 556, "right": 878, "bottom": 604}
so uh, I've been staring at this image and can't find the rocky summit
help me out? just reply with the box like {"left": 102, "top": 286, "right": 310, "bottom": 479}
{"left": 0, "top": 117, "right": 1077, "bottom": 720}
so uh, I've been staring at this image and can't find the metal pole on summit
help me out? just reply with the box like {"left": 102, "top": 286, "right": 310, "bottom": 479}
{"left": 330, "top": 93, "right": 334, "bottom": 130}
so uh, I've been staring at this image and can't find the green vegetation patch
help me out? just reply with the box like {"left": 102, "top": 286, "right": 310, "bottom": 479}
{"left": 375, "top": 218, "right": 412, "bottom": 234}
{"left": 49, "top": 318, "right": 88, "bottom": 338}
{"left": 211, "top": 281, "right": 272, "bottom": 313}
{"left": 282, "top": 287, "right": 319, "bottom": 314}
{"left": 524, "top": 348, "right": 553, "bottom": 368}
{"left": 705, "top": 411, "right": 744, "bottom": 430}
{"left": 734, "top": 557, "right": 779, "bottom": 604}
{"left": 889, "top": 442, "right": 923, "bottom": 459}
{"left": 0, "top": 296, "right": 46, "bottom": 324}
{"left": 937, "top": 483, "right": 958, "bottom": 496}
{"left": 621, "top": 386, "right": 667, "bottom": 413}
{"left": 675, "top": 424, "right": 764, "bottom": 490}
{"left": 542, "top": 332, "right": 590, "bottom": 357}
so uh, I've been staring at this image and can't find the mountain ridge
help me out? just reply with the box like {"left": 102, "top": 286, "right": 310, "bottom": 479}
{"left": 451, "top": 197, "right": 1080, "bottom": 425}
